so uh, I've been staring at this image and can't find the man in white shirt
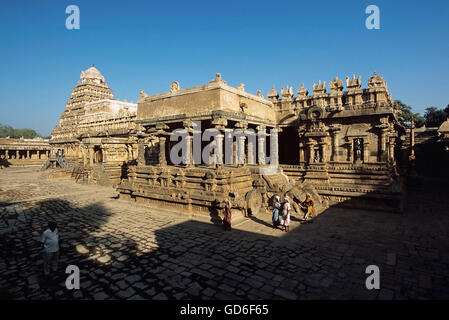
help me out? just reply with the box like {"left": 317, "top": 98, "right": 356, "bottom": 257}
{"left": 41, "top": 221, "right": 59, "bottom": 276}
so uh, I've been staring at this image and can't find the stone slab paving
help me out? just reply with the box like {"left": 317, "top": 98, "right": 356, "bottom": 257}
{"left": 1, "top": 167, "right": 449, "bottom": 300}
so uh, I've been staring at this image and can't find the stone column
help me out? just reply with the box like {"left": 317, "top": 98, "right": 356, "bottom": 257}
{"left": 269, "top": 128, "right": 279, "bottom": 166}
{"left": 26, "top": 150, "right": 30, "bottom": 159}
{"left": 16, "top": 150, "right": 19, "bottom": 159}
{"left": 363, "top": 139, "right": 369, "bottom": 163}
{"left": 83, "top": 147, "right": 88, "bottom": 166}
{"left": 388, "top": 137, "right": 396, "bottom": 163}
{"left": 89, "top": 147, "right": 94, "bottom": 166}
{"left": 247, "top": 132, "right": 256, "bottom": 165}
{"left": 257, "top": 128, "right": 266, "bottom": 165}
{"left": 137, "top": 139, "right": 145, "bottom": 166}
{"left": 185, "top": 135, "right": 193, "bottom": 167}
{"left": 306, "top": 139, "right": 314, "bottom": 164}
{"left": 329, "top": 126, "right": 340, "bottom": 162}
{"left": 348, "top": 141, "right": 353, "bottom": 163}
{"left": 5, "top": 150, "right": 8, "bottom": 159}
{"left": 298, "top": 142, "right": 303, "bottom": 163}
{"left": 319, "top": 137, "right": 327, "bottom": 163}
{"left": 159, "top": 136, "right": 167, "bottom": 166}
{"left": 102, "top": 147, "right": 107, "bottom": 163}
{"left": 215, "top": 133, "right": 224, "bottom": 166}
{"left": 378, "top": 126, "right": 389, "bottom": 162}
{"left": 237, "top": 135, "right": 246, "bottom": 166}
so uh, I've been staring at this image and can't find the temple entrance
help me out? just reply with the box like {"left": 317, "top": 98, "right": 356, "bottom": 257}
{"left": 279, "top": 126, "right": 299, "bottom": 165}
{"left": 94, "top": 146, "right": 103, "bottom": 163}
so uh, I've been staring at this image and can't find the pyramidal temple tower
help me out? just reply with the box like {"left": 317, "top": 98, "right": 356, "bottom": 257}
{"left": 50, "top": 65, "right": 115, "bottom": 163}
{"left": 51, "top": 65, "right": 114, "bottom": 143}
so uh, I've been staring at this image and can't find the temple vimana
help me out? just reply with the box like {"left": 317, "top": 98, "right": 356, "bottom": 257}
{"left": 3, "top": 65, "right": 414, "bottom": 219}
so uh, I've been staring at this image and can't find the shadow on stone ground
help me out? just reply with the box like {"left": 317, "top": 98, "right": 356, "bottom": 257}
{"left": 0, "top": 175, "right": 449, "bottom": 300}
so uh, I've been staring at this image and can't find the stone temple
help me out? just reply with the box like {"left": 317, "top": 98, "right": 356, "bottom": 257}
{"left": 45, "top": 66, "right": 406, "bottom": 221}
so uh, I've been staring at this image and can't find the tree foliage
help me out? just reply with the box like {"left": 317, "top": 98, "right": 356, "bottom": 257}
{"left": 0, "top": 124, "right": 41, "bottom": 139}
{"left": 395, "top": 100, "right": 425, "bottom": 127}
{"left": 424, "top": 107, "right": 448, "bottom": 127}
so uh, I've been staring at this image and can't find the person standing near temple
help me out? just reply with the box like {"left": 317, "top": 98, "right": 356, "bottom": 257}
{"left": 223, "top": 199, "right": 232, "bottom": 231}
{"left": 301, "top": 193, "right": 314, "bottom": 223}
{"left": 41, "top": 221, "right": 60, "bottom": 276}
{"left": 272, "top": 195, "right": 281, "bottom": 229}
{"left": 281, "top": 196, "right": 291, "bottom": 232}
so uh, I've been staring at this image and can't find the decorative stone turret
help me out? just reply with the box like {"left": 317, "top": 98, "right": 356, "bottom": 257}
{"left": 297, "top": 83, "right": 309, "bottom": 98}
{"left": 368, "top": 71, "right": 387, "bottom": 88}
{"left": 267, "top": 86, "right": 279, "bottom": 101}
{"left": 346, "top": 74, "right": 362, "bottom": 90}
{"left": 281, "top": 85, "right": 294, "bottom": 100}
{"left": 329, "top": 77, "right": 343, "bottom": 92}
{"left": 312, "top": 80, "right": 326, "bottom": 94}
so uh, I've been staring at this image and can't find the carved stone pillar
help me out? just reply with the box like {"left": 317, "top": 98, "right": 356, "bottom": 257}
{"left": 185, "top": 135, "right": 193, "bottom": 167}
{"left": 215, "top": 133, "right": 224, "bottom": 166}
{"left": 15, "top": 150, "right": 18, "bottom": 159}
{"left": 137, "top": 139, "right": 145, "bottom": 166}
{"left": 388, "top": 137, "right": 396, "bottom": 163}
{"left": 102, "top": 147, "right": 107, "bottom": 163}
{"left": 257, "top": 128, "right": 266, "bottom": 165}
{"left": 329, "top": 126, "right": 340, "bottom": 162}
{"left": 269, "top": 128, "right": 279, "bottom": 166}
{"left": 363, "top": 139, "right": 369, "bottom": 163}
{"left": 380, "top": 128, "right": 388, "bottom": 162}
{"left": 82, "top": 147, "right": 87, "bottom": 166}
{"left": 247, "top": 132, "right": 256, "bottom": 165}
{"left": 26, "top": 150, "right": 30, "bottom": 159}
{"left": 347, "top": 141, "right": 353, "bottom": 163}
{"left": 299, "top": 142, "right": 304, "bottom": 163}
{"left": 89, "top": 147, "right": 94, "bottom": 166}
{"left": 319, "top": 138, "right": 327, "bottom": 163}
{"left": 237, "top": 135, "right": 246, "bottom": 166}
{"left": 306, "top": 140, "right": 314, "bottom": 165}
{"left": 5, "top": 150, "right": 8, "bottom": 159}
{"left": 159, "top": 136, "right": 167, "bottom": 166}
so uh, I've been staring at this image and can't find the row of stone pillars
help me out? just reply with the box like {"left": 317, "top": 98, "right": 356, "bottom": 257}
{"left": 137, "top": 126, "right": 280, "bottom": 167}
{"left": 1, "top": 149, "right": 50, "bottom": 160}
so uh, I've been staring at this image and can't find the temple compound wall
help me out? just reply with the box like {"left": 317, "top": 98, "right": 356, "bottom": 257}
{"left": 49, "top": 66, "right": 137, "bottom": 185}
{"left": 117, "top": 72, "right": 405, "bottom": 220}
{"left": 0, "top": 137, "right": 50, "bottom": 167}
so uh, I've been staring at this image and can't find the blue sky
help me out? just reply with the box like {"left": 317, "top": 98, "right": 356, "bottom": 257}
{"left": 1, "top": 0, "right": 448, "bottom": 136}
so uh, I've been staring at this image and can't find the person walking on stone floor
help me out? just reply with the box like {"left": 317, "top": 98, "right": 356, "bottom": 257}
{"left": 301, "top": 193, "right": 314, "bottom": 224}
{"left": 223, "top": 199, "right": 232, "bottom": 231}
{"left": 272, "top": 195, "right": 281, "bottom": 229}
{"left": 280, "top": 196, "right": 291, "bottom": 232}
{"left": 41, "top": 221, "right": 60, "bottom": 276}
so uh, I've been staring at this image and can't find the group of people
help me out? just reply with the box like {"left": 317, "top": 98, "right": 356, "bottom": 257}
{"left": 222, "top": 193, "right": 314, "bottom": 232}
{"left": 271, "top": 193, "right": 314, "bottom": 232}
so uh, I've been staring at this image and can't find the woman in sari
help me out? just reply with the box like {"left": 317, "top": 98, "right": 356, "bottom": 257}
{"left": 303, "top": 193, "right": 314, "bottom": 221}
{"left": 281, "top": 196, "right": 291, "bottom": 232}
{"left": 223, "top": 199, "right": 232, "bottom": 231}
{"left": 272, "top": 196, "right": 281, "bottom": 229}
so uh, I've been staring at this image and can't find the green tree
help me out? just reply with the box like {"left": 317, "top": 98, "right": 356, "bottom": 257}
{"left": 443, "top": 104, "right": 449, "bottom": 116}
{"left": 424, "top": 107, "right": 447, "bottom": 127}
{"left": 0, "top": 124, "right": 39, "bottom": 139}
{"left": 395, "top": 100, "right": 425, "bottom": 127}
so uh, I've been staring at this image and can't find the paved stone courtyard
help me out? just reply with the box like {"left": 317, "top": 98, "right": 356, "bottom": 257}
{"left": 1, "top": 167, "right": 449, "bottom": 300}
